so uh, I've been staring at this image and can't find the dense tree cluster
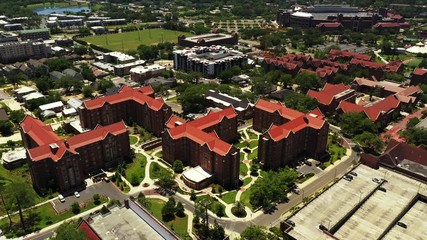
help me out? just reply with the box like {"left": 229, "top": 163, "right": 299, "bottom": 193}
{"left": 339, "top": 112, "right": 378, "bottom": 137}
{"left": 249, "top": 168, "right": 298, "bottom": 208}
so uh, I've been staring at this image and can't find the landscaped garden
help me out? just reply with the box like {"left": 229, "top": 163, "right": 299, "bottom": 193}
{"left": 124, "top": 153, "right": 147, "bottom": 186}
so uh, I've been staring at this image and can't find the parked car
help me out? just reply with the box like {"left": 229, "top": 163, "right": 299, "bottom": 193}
{"left": 304, "top": 161, "right": 312, "bottom": 166}
{"left": 349, "top": 172, "right": 358, "bottom": 177}
{"left": 74, "top": 192, "right": 80, "bottom": 198}
{"left": 345, "top": 174, "right": 353, "bottom": 180}
{"left": 343, "top": 176, "right": 352, "bottom": 181}
{"left": 397, "top": 222, "right": 407, "bottom": 228}
{"left": 378, "top": 187, "right": 387, "bottom": 192}
{"left": 286, "top": 220, "right": 296, "bottom": 227}
{"left": 58, "top": 194, "right": 65, "bottom": 203}
{"left": 318, "top": 224, "right": 328, "bottom": 231}
{"left": 103, "top": 176, "right": 110, "bottom": 182}
{"left": 372, "top": 178, "right": 380, "bottom": 183}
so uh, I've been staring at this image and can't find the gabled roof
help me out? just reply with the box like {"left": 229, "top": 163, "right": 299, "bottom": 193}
{"left": 327, "top": 49, "right": 371, "bottom": 61}
{"left": 20, "top": 115, "right": 61, "bottom": 146}
{"left": 267, "top": 112, "right": 326, "bottom": 141}
{"left": 413, "top": 68, "right": 427, "bottom": 76}
{"left": 27, "top": 121, "right": 128, "bottom": 161}
{"left": 255, "top": 99, "right": 304, "bottom": 120}
{"left": 381, "top": 139, "right": 427, "bottom": 167}
{"left": 166, "top": 108, "right": 237, "bottom": 156}
{"left": 337, "top": 95, "right": 400, "bottom": 121}
{"left": 78, "top": 220, "right": 102, "bottom": 240}
{"left": 307, "top": 83, "right": 352, "bottom": 105}
{"left": 316, "top": 22, "right": 343, "bottom": 28}
{"left": 83, "top": 85, "right": 165, "bottom": 111}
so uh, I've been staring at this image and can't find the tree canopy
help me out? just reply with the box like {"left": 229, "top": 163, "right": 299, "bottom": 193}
{"left": 353, "top": 131, "right": 384, "bottom": 153}
{"left": 283, "top": 92, "right": 318, "bottom": 113}
{"left": 240, "top": 225, "right": 269, "bottom": 240}
{"left": 46, "top": 58, "right": 72, "bottom": 72}
{"left": 52, "top": 221, "right": 86, "bottom": 240}
{"left": 294, "top": 71, "right": 322, "bottom": 94}
{"left": 339, "top": 112, "right": 378, "bottom": 136}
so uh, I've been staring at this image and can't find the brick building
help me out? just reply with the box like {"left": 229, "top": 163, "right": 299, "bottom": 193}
{"left": 254, "top": 99, "right": 329, "bottom": 169}
{"left": 20, "top": 116, "right": 131, "bottom": 193}
{"left": 307, "top": 83, "right": 356, "bottom": 115}
{"left": 337, "top": 95, "right": 401, "bottom": 127}
{"left": 410, "top": 68, "right": 427, "bottom": 85}
{"left": 162, "top": 108, "right": 240, "bottom": 189}
{"left": 349, "top": 59, "right": 403, "bottom": 80}
{"left": 79, "top": 86, "right": 172, "bottom": 137}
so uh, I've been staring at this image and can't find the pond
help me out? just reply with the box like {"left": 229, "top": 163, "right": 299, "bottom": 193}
{"left": 33, "top": 6, "right": 91, "bottom": 15}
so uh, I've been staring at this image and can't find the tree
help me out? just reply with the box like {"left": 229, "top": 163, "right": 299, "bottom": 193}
{"left": 407, "top": 117, "right": 420, "bottom": 129}
{"left": 82, "top": 86, "right": 94, "bottom": 98}
{"left": 80, "top": 63, "right": 96, "bottom": 82}
{"left": 46, "top": 58, "right": 72, "bottom": 72}
{"left": 55, "top": 76, "right": 83, "bottom": 93}
{"left": 210, "top": 220, "right": 225, "bottom": 240}
{"left": 71, "top": 202, "right": 80, "bottom": 214}
{"left": 52, "top": 221, "right": 86, "bottom": 240}
{"left": 74, "top": 46, "right": 88, "bottom": 55}
{"left": 173, "top": 160, "right": 184, "bottom": 173}
{"left": 294, "top": 71, "right": 322, "bottom": 94}
{"left": 0, "top": 120, "right": 13, "bottom": 136}
{"left": 339, "top": 112, "right": 378, "bottom": 136}
{"left": 354, "top": 132, "right": 384, "bottom": 153}
{"left": 233, "top": 201, "right": 246, "bottom": 217}
{"left": 382, "top": 72, "right": 405, "bottom": 82}
{"left": 97, "top": 79, "right": 114, "bottom": 93}
{"left": 161, "top": 197, "right": 176, "bottom": 221}
{"left": 250, "top": 163, "right": 259, "bottom": 176}
{"left": 190, "top": 190, "right": 197, "bottom": 201}
{"left": 137, "top": 192, "right": 150, "bottom": 208}
{"left": 156, "top": 172, "right": 175, "bottom": 190}
{"left": 178, "top": 84, "right": 211, "bottom": 113}
{"left": 218, "top": 66, "right": 241, "bottom": 83}
{"left": 35, "top": 78, "right": 51, "bottom": 94}
{"left": 93, "top": 194, "right": 101, "bottom": 205}
{"left": 241, "top": 225, "right": 269, "bottom": 240}
{"left": 216, "top": 204, "right": 225, "bottom": 217}
{"left": 419, "top": 58, "right": 427, "bottom": 69}
{"left": 5, "top": 182, "right": 36, "bottom": 231}
{"left": 249, "top": 168, "right": 297, "bottom": 208}
{"left": 175, "top": 201, "right": 185, "bottom": 217}
{"left": 283, "top": 93, "right": 318, "bottom": 113}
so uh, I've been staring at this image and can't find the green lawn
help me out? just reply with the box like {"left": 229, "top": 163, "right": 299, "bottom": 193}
{"left": 240, "top": 163, "right": 248, "bottom": 176}
{"left": 221, "top": 191, "right": 237, "bottom": 204}
{"left": 124, "top": 153, "right": 147, "bottom": 186}
{"left": 247, "top": 131, "right": 259, "bottom": 140}
{"left": 405, "top": 58, "right": 422, "bottom": 68}
{"left": 27, "top": 1, "right": 88, "bottom": 9}
{"left": 129, "top": 135, "right": 138, "bottom": 145}
{"left": 80, "top": 29, "right": 193, "bottom": 51}
{"left": 240, "top": 188, "right": 253, "bottom": 211}
{"left": 0, "top": 197, "right": 107, "bottom": 238}
{"left": 0, "top": 164, "right": 53, "bottom": 215}
{"left": 240, "top": 152, "right": 245, "bottom": 161}
{"left": 150, "top": 162, "right": 171, "bottom": 179}
{"left": 196, "top": 195, "right": 228, "bottom": 217}
{"left": 146, "top": 198, "right": 188, "bottom": 238}
{"left": 328, "top": 143, "right": 346, "bottom": 163}
{"left": 242, "top": 177, "right": 252, "bottom": 186}
{"left": 248, "top": 148, "right": 258, "bottom": 160}
{"left": 249, "top": 140, "right": 258, "bottom": 149}
{"left": 155, "top": 151, "right": 163, "bottom": 158}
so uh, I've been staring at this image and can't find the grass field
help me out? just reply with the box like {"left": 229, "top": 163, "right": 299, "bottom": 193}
{"left": 124, "top": 153, "right": 147, "bottom": 186}
{"left": 129, "top": 135, "right": 138, "bottom": 145}
{"left": 147, "top": 198, "right": 188, "bottom": 238}
{"left": 80, "top": 29, "right": 193, "bottom": 51}
{"left": 221, "top": 190, "right": 237, "bottom": 204}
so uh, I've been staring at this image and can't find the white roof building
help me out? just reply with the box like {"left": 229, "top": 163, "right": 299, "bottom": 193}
{"left": 1, "top": 149, "right": 26, "bottom": 164}
{"left": 39, "top": 101, "right": 64, "bottom": 111}
{"left": 183, "top": 166, "right": 212, "bottom": 183}
{"left": 23, "top": 92, "right": 44, "bottom": 101}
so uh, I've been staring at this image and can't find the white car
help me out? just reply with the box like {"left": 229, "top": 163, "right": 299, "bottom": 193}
{"left": 58, "top": 194, "right": 65, "bottom": 203}
{"left": 74, "top": 192, "right": 80, "bottom": 198}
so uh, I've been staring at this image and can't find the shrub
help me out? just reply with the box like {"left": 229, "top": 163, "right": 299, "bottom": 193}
{"left": 71, "top": 202, "right": 80, "bottom": 214}
{"left": 93, "top": 194, "right": 101, "bottom": 205}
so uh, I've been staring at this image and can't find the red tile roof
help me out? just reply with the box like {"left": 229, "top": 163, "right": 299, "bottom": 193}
{"left": 373, "top": 22, "right": 410, "bottom": 28}
{"left": 166, "top": 108, "right": 237, "bottom": 156}
{"left": 337, "top": 95, "right": 400, "bottom": 121}
{"left": 350, "top": 59, "right": 402, "bottom": 73}
{"left": 83, "top": 85, "right": 165, "bottom": 111}
{"left": 21, "top": 116, "right": 61, "bottom": 146}
{"left": 413, "top": 68, "right": 427, "bottom": 76}
{"left": 27, "top": 121, "right": 128, "bottom": 161}
{"left": 307, "top": 83, "right": 352, "bottom": 105}
{"left": 327, "top": 49, "right": 371, "bottom": 61}
{"left": 267, "top": 113, "right": 326, "bottom": 141}
{"left": 316, "top": 22, "right": 343, "bottom": 28}
{"left": 78, "top": 220, "right": 102, "bottom": 240}
{"left": 255, "top": 99, "right": 304, "bottom": 120}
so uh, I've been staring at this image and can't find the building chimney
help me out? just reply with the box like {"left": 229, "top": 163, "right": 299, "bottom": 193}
{"left": 64, "top": 140, "right": 69, "bottom": 148}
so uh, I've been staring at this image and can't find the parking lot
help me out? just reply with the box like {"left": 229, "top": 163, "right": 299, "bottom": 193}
{"left": 52, "top": 180, "right": 126, "bottom": 213}
{"left": 383, "top": 201, "right": 427, "bottom": 240}
{"left": 286, "top": 165, "right": 427, "bottom": 240}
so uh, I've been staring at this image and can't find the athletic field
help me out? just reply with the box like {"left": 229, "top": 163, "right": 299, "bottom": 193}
{"left": 80, "top": 29, "right": 193, "bottom": 51}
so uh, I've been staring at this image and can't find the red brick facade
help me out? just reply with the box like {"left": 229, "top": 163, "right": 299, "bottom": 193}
{"left": 21, "top": 116, "right": 131, "bottom": 193}
{"left": 307, "top": 83, "right": 356, "bottom": 115}
{"left": 254, "top": 99, "right": 329, "bottom": 169}
{"left": 162, "top": 108, "right": 240, "bottom": 188}
{"left": 79, "top": 86, "right": 171, "bottom": 137}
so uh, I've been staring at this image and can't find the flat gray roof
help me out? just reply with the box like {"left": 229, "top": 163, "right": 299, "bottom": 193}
{"left": 89, "top": 207, "right": 165, "bottom": 240}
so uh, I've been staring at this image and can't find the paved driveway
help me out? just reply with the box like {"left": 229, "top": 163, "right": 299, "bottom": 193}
{"left": 52, "top": 181, "right": 127, "bottom": 213}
